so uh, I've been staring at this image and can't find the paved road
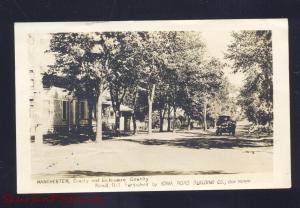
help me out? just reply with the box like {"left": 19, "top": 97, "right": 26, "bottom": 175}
{"left": 32, "top": 121, "right": 273, "bottom": 178}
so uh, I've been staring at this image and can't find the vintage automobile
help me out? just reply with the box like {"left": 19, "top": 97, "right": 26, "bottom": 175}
{"left": 216, "top": 115, "right": 236, "bottom": 136}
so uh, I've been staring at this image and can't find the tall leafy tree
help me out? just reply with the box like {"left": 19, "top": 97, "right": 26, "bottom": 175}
{"left": 206, "top": 77, "right": 241, "bottom": 127}
{"left": 163, "top": 31, "right": 206, "bottom": 132}
{"left": 225, "top": 31, "right": 273, "bottom": 128}
{"left": 106, "top": 32, "right": 143, "bottom": 134}
{"left": 200, "top": 58, "right": 225, "bottom": 130}
{"left": 153, "top": 66, "right": 179, "bottom": 132}
{"left": 136, "top": 32, "right": 169, "bottom": 135}
{"left": 44, "top": 32, "right": 120, "bottom": 142}
{"left": 178, "top": 56, "right": 225, "bottom": 131}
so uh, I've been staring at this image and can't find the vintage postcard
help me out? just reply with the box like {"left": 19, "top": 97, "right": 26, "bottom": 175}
{"left": 15, "top": 19, "right": 290, "bottom": 193}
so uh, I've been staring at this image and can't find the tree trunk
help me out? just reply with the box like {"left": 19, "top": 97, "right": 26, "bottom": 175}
{"left": 173, "top": 106, "right": 177, "bottom": 133}
{"left": 114, "top": 106, "right": 121, "bottom": 136}
{"left": 95, "top": 85, "right": 103, "bottom": 142}
{"left": 132, "top": 113, "right": 137, "bottom": 135}
{"left": 148, "top": 101, "right": 153, "bottom": 135}
{"left": 159, "top": 109, "right": 163, "bottom": 132}
{"left": 172, "top": 84, "right": 177, "bottom": 133}
{"left": 187, "top": 115, "right": 191, "bottom": 131}
{"left": 132, "top": 88, "right": 138, "bottom": 135}
{"left": 203, "top": 103, "right": 207, "bottom": 131}
{"left": 87, "top": 100, "right": 94, "bottom": 137}
{"left": 67, "top": 101, "right": 71, "bottom": 134}
{"left": 167, "top": 104, "right": 171, "bottom": 132}
{"left": 148, "top": 84, "right": 155, "bottom": 135}
{"left": 75, "top": 101, "right": 80, "bottom": 134}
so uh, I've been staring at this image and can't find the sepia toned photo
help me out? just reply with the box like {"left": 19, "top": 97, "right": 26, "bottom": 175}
{"left": 15, "top": 20, "right": 290, "bottom": 193}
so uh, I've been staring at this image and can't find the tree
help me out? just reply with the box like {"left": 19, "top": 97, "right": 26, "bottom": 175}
{"left": 44, "top": 32, "right": 120, "bottom": 142}
{"left": 153, "top": 66, "right": 179, "bottom": 132}
{"left": 177, "top": 58, "right": 203, "bottom": 131}
{"left": 181, "top": 57, "right": 225, "bottom": 131}
{"left": 203, "top": 58, "right": 228, "bottom": 129}
{"left": 135, "top": 32, "right": 170, "bottom": 135}
{"left": 105, "top": 32, "right": 143, "bottom": 135}
{"left": 153, "top": 32, "right": 226, "bottom": 132}
{"left": 163, "top": 31, "right": 206, "bottom": 132}
{"left": 206, "top": 78, "right": 241, "bottom": 128}
{"left": 225, "top": 31, "right": 273, "bottom": 129}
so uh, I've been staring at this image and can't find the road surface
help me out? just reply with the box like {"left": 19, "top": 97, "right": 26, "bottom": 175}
{"left": 31, "top": 121, "right": 273, "bottom": 178}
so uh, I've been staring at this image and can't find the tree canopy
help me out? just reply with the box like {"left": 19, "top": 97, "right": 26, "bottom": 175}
{"left": 225, "top": 30, "right": 273, "bottom": 127}
{"left": 44, "top": 31, "right": 233, "bottom": 139}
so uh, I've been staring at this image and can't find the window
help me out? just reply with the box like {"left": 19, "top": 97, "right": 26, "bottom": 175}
{"left": 62, "top": 101, "right": 68, "bottom": 120}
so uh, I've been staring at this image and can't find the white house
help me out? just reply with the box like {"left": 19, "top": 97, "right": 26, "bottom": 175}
{"left": 29, "top": 68, "right": 133, "bottom": 139}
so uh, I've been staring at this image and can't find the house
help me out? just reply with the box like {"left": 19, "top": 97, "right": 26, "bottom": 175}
{"left": 29, "top": 68, "right": 133, "bottom": 139}
{"left": 27, "top": 33, "right": 135, "bottom": 141}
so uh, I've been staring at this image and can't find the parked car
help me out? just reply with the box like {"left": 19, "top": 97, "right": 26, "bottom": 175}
{"left": 216, "top": 115, "right": 236, "bottom": 136}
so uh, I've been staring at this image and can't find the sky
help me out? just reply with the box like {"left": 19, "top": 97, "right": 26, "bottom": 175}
{"left": 200, "top": 31, "right": 244, "bottom": 89}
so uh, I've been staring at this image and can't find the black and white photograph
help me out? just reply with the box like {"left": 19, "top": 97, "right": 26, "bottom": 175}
{"left": 15, "top": 20, "right": 290, "bottom": 193}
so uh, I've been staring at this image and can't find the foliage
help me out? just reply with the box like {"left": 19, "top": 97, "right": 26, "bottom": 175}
{"left": 44, "top": 30, "right": 233, "bottom": 137}
{"left": 44, "top": 32, "right": 123, "bottom": 141}
{"left": 225, "top": 31, "right": 273, "bottom": 126}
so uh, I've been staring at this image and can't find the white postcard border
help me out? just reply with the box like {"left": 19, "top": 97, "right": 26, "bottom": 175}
{"left": 15, "top": 19, "right": 290, "bottom": 193}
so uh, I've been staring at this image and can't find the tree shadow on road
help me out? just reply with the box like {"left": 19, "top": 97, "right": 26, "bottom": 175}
{"left": 43, "top": 134, "right": 92, "bottom": 146}
{"left": 42, "top": 131, "right": 132, "bottom": 146}
{"left": 120, "top": 136, "right": 273, "bottom": 150}
{"left": 40, "top": 170, "right": 237, "bottom": 177}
